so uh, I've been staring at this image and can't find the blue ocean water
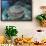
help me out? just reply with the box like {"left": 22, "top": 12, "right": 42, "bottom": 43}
{"left": 2, "top": 1, "right": 9, "bottom": 10}
{"left": 1, "top": 0, "right": 32, "bottom": 21}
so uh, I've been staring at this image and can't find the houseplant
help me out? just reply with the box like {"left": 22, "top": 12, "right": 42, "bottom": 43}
{"left": 36, "top": 14, "right": 46, "bottom": 27}
{"left": 5, "top": 26, "right": 18, "bottom": 43}
{"left": 36, "top": 6, "right": 46, "bottom": 27}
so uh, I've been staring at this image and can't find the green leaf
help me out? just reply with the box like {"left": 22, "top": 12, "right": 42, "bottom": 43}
{"left": 5, "top": 26, "right": 18, "bottom": 39}
{"left": 36, "top": 15, "right": 44, "bottom": 21}
{"left": 44, "top": 15, "right": 46, "bottom": 20}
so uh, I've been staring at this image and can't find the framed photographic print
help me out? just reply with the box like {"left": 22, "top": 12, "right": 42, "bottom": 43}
{"left": 1, "top": 0, "right": 32, "bottom": 21}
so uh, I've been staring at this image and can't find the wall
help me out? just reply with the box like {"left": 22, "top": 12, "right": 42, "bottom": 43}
{"left": 0, "top": 0, "right": 46, "bottom": 39}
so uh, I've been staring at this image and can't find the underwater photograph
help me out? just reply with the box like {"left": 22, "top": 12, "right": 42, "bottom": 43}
{"left": 1, "top": 0, "right": 32, "bottom": 21}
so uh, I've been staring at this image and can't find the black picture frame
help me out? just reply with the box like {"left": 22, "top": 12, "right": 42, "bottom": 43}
{"left": 1, "top": 0, "right": 32, "bottom": 21}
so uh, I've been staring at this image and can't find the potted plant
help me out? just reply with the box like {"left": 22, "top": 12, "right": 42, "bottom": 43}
{"left": 5, "top": 26, "right": 18, "bottom": 43}
{"left": 36, "top": 14, "right": 46, "bottom": 27}
{"left": 36, "top": 6, "right": 46, "bottom": 27}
